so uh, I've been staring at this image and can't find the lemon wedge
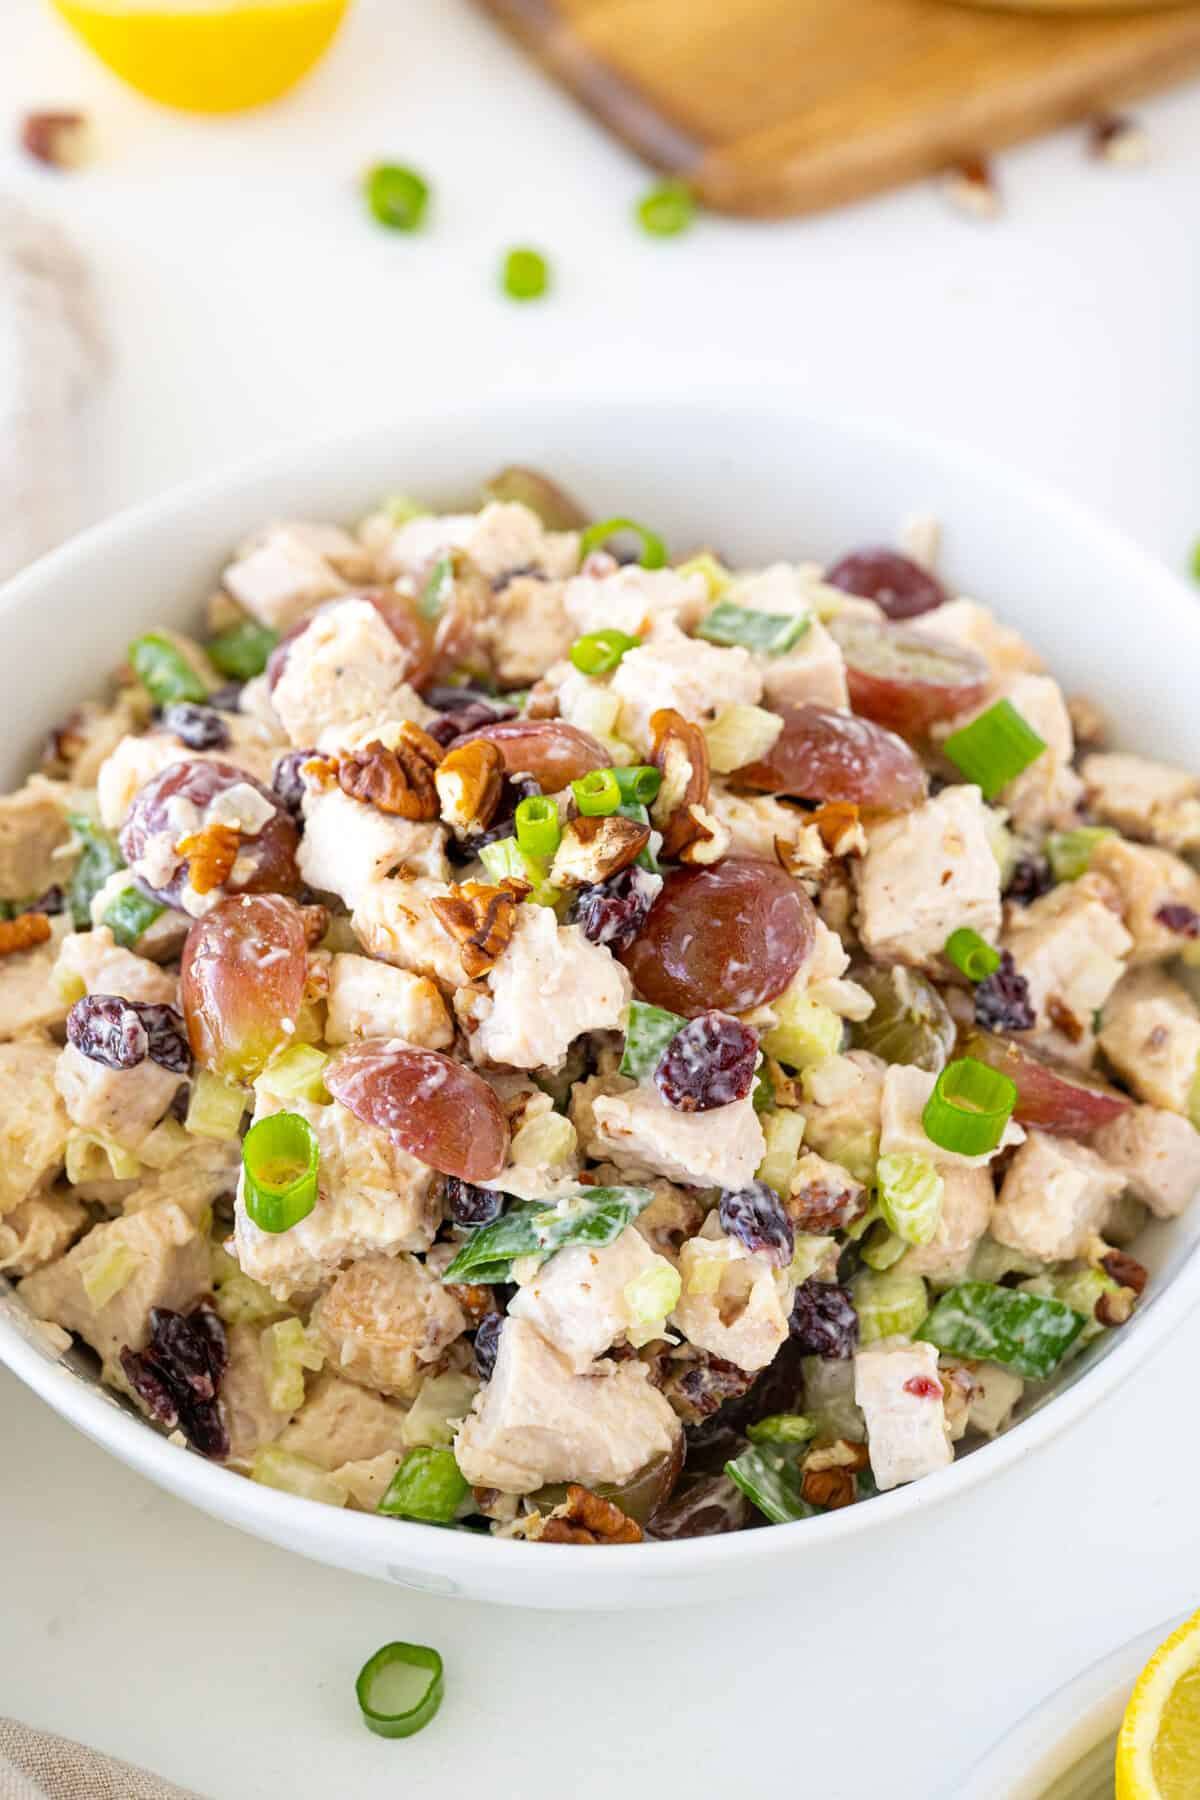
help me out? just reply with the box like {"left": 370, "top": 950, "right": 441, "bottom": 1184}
{"left": 50, "top": 0, "right": 350, "bottom": 113}
{"left": 1116, "top": 1610, "right": 1200, "bottom": 1798}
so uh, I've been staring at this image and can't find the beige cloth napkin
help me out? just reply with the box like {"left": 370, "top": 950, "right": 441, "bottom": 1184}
{"left": 0, "top": 1719, "right": 204, "bottom": 1800}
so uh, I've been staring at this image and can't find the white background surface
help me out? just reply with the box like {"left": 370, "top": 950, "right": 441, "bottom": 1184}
{"left": 2, "top": 4, "right": 1200, "bottom": 1795}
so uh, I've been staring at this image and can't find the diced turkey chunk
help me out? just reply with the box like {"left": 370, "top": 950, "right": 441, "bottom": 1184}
{"left": 453, "top": 1315, "right": 680, "bottom": 1495}
{"left": 45, "top": 693, "right": 142, "bottom": 787}
{"left": 221, "top": 1322, "right": 291, "bottom": 1467}
{"left": 880, "top": 1063, "right": 1023, "bottom": 1170}
{"left": 991, "top": 1132, "right": 1125, "bottom": 1261}
{"left": 855, "top": 786, "right": 1001, "bottom": 967}
{"left": 760, "top": 618, "right": 849, "bottom": 712}
{"left": 800, "top": 1051, "right": 886, "bottom": 1185}
{"left": 903, "top": 1167, "right": 994, "bottom": 1282}
{"left": 1092, "top": 1105, "right": 1200, "bottom": 1220}
{"left": 611, "top": 626, "right": 762, "bottom": 754}
{"left": 1003, "top": 871, "right": 1131, "bottom": 1057}
{"left": 352, "top": 876, "right": 468, "bottom": 992}
{"left": 270, "top": 599, "right": 431, "bottom": 748}
{"left": 298, "top": 785, "right": 448, "bottom": 910}
{"left": 910, "top": 598, "right": 1043, "bottom": 681}
{"left": 671, "top": 1225, "right": 794, "bottom": 1372}
{"left": 276, "top": 1370, "right": 411, "bottom": 1471}
{"left": 0, "top": 1035, "right": 70, "bottom": 1216}
{"left": 325, "top": 953, "right": 452, "bottom": 1049}
{"left": 115, "top": 1138, "right": 243, "bottom": 1221}
{"left": 96, "top": 720, "right": 282, "bottom": 829}
{"left": 375, "top": 501, "right": 579, "bottom": 587}
{"left": 17, "top": 1200, "right": 209, "bottom": 1383}
{"left": 310, "top": 1253, "right": 467, "bottom": 1400}
{"left": 631, "top": 1180, "right": 706, "bottom": 1263}
{"left": 854, "top": 1337, "right": 953, "bottom": 1491}
{"left": 222, "top": 521, "right": 370, "bottom": 630}
{"left": 589, "top": 1085, "right": 764, "bottom": 1190}
{"left": 563, "top": 563, "right": 708, "bottom": 643}
{"left": 1081, "top": 752, "right": 1200, "bottom": 853}
{"left": 55, "top": 926, "right": 177, "bottom": 1005}
{"left": 944, "top": 675, "right": 1081, "bottom": 829}
{"left": 468, "top": 908, "right": 630, "bottom": 1072}
{"left": 334, "top": 1452, "right": 407, "bottom": 1512}
{"left": 481, "top": 576, "right": 574, "bottom": 687}
{"left": 509, "top": 1226, "right": 671, "bottom": 1372}
{"left": 0, "top": 1191, "right": 87, "bottom": 1276}
{"left": 1098, "top": 967, "right": 1200, "bottom": 1115}
{"left": 56, "top": 1042, "right": 180, "bottom": 1153}
{"left": 0, "top": 777, "right": 72, "bottom": 899}
{"left": 233, "top": 1093, "right": 439, "bottom": 1299}
{"left": 1089, "top": 837, "right": 1200, "bottom": 966}
{"left": 0, "top": 914, "right": 71, "bottom": 1038}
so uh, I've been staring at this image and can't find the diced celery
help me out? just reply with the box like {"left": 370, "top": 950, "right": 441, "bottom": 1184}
{"left": 186, "top": 1071, "right": 249, "bottom": 1141}
{"left": 859, "top": 1223, "right": 909, "bottom": 1272}
{"left": 255, "top": 1044, "right": 331, "bottom": 1106}
{"left": 1037, "top": 1267, "right": 1121, "bottom": 1348}
{"left": 876, "top": 1152, "right": 944, "bottom": 1248}
{"left": 623, "top": 1261, "right": 682, "bottom": 1331}
{"left": 210, "top": 1244, "right": 285, "bottom": 1326}
{"left": 802, "top": 1356, "right": 866, "bottom": 1443}
{"left": 697, "top": 601, "right": 811, "bottom": 656}
{"left": 478, "top": 836, "right": 561, "bottom": 906}
{"left": 382, "top": 492, "right": 428, "bottom": 526}
{"left": 135, "top": 1118, "right": 192, "bottom": 1170}
{"left": 79, "top": 1241, "right": 140, "bottom": 1309}
{"left": 764, "top": 986, "right": 845, "bottom": 1073}
{"left": 620, "top": 1000, "right": 685, "bottom": 1081}
{"left": 968, "top": 1236, "right": 1048, "bottom": 1285}
{"left": 674, "top": 552, "right": 729, "bottom": 599}
{"left": 683, "top": 1244, "right": 726, "bottom": 1297}
{"left": 746, "top": 1413, "right": 817, "bottom": 1446}
{"left": 1046, "top": 826, "right": 1116, "bottom": 883}
{"left": 51, "top": 964, "right": 87, "bottom": 1006}
{"left": 378, "top": 1448, "right": 470, "bottom": 1523}
{"left": 852, "top": 1268, "right": 929, "bottom": 1344}
{"left": 260, "top": 1317, "right": 324, "bottom": 1413}
{"left": 757, "top": 1108, "right": 807, "bottom": 1195}
{"left": 401, "top": 1371, "right": 482, "bottom": 1450}
{"left": 704, "top": 703, "right": 784, "bottom": 775}
{"left": 251, "top": 1446, "right": 348, "bottom": 1508}
{"left": 918, "top": 1282, "right": 1085, "bottom": 1380}
{"left": 509, "top": 1110, "right": 577, "bottom": 1170}
{"left": 64, "top": 1131, "right": 140, "bottom": 1185}
{"left": 788, "top": 1235, "right": 836, "bottom": 1285}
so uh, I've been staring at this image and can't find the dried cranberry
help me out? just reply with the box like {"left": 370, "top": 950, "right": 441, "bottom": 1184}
{"left": 473, "top": 1312, "right": 504, "bottom": 1381}
{"left": 1004, "top": 855, "right": 1054, "bottom": 907}
{"left": 425, "top": 691, "right": 518, "bottom": 749}
{"left": 119, "top": 1303, "right": 229, "bottom": 1458}
{"left": 824, "top": 548, "right": 947, "bottom": 621}
{"left": 655, "top": 1011, "right": 759, "bottom": 1113}
{"left": 719, "top": 1181, "right": 795, "bottom": 1267}
{"left": 67, "top": 993, "right": 190, "bottom": 1074}
{"left": 136, "top": 1003, "right": 192, "bottom": 1075}
{"left": 974, "top": 950, "right": 1035, "bottom": 1033}
{"left": 446, "top": 1178, "right": 506, "bottom": 1228}
{"left": 426, "top": 686, "right": 515, "bottom": 716}
{"left": 647, "top": 1473, "right": 750, "bottom": 1541}
{"left": 161, "top": 703, "right": 231, "bottom": 750}
{"left": 683, "top": 1336, "right": 806, "bottom": 1467}
{"left": 1155, "top": 903, "right": 1200, "bottom": 938}
{"left": 789, "top": 1278, "right": 859, "bottom": 1359}
{"left": 272, "top": 750, "right": 313, "bottom": 822}
{"left": 573, "top": 866, "right": 662, "bottom": 954}
{"left": 18, "top": 885, "right": 64, "bottom": 917}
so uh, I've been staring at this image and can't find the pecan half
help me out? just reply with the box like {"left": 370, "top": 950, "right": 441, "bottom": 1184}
{"left": 649, "top": 708, "right": 711, "bottom": 859}
{"left": 431, "top": 878, "right": 530, "bottom": 979}
{"left": 538, "top": 1484, "right": 643, "bottom": 1545}
{"left": 786, "top": 1173, "right": 867, "bottom": 1234}
{"left": 800, "top": 1465, "right": 857, "bottom": 1510}
{"left": 1100, "top": 1250, "right": 1148, "bottom": 1296}
{"left": 175, "top": 823, "right": 239, "bottom": 895}
{"left": 550, "top": 813, "right": 650, "bottom": 887}
{"left": 0, "top": 912, "right": 51, "bottom": 958}
{"left": 308, "top": 724, "right": 442, "bottom": 820}
{"left": 435, "top": 739, "right": 504, "bottom": 838}
{"left": 1096, "top": 1287, "right": 1136, "bottom": 1328}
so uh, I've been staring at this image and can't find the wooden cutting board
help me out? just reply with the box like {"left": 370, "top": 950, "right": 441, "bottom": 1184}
{"left": 474, "top": 0, "right": 1200, "bottom": 216}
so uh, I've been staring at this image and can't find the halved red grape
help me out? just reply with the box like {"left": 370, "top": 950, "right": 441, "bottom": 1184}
{"left": 828, "top": 616, "right": 988, "bottom": 737}
{"left": 480, "top": 466, "right": 588, "bottom": 531}
{"left": 120, "top": 759, "right": 300, "bottom": 908}
{"left": 453, "top": 719, "right": 608, "bottom": 790}
{"left": 325, "top": 1039, "right": 508, "bottom": 1181}
{"left": 735, "top": 702, "right": 927, "bottom": 812}
{"left": 825, "top": 548, "right": 947, "bottom": 621}
{"left": 963, "top": 1030, "right": 1132, "bottom": 1135}
{"left": 850, "top": 964, "right": 955, "bottom": 1072}
{"left": 620, "top": 858, "right": 815, "bottom": 1017}
{"left": 181, "top": 893, "right": 308, "bottom": 1082}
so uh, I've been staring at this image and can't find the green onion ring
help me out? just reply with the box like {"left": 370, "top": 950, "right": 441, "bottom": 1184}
{"left": 613, "top": 764, "right": 662, "bottom": 805}
{"left": 569, "top": 628, "right": 640, "bottom": 675}
{"left": 356, "top": 1642, "right": 444, "bottom": 1740}
{"left": 578, "top": 517, "right": 667, "bottom": 570}
{"left": 572, "top": 768, "right": 622, "bottom": 817}
{"left": 943, "top": 927, "right": 1001, "bottom": 983}
{"left": 515, "top": 794, "right": 562, "bottom": 860}
{"left": 242, "top": 1111, "right": 319, "bottom": 1234}
{"left": 922, "top": 1057, "right": 1017, "bottom": 1157}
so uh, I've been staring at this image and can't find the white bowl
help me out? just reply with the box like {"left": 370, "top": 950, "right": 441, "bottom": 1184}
{"left": 3, "top": 393, "right": 1199, "bottom": 1611}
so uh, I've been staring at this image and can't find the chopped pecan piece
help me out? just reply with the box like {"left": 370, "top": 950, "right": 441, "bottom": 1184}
{"left": 1099, "top": 1250, "right": 1148, "bottom": 1296}
{"left": 0, "top": 912, "right": 52, "bottom": 958}
{"left": 431, "top": 878, "right": 530, "bottom": 979}
{"left": 786, "top": 1172, "right": 867, "bottom": 1234}
{"left": 523, "top": 680, "right": 561, "bottom": 720}
{"left": 800, "top": 1465, "right": 857, "bottom": 1510}
{"left": 676, "top": 803, "right": 732, "bottom": 867}
{"left": 538, "top": 1484, "right": 643, "bottom": 1545}
{"left": 803, "top": 1438, "right": 870, "bottom": 1475}
{"left": 551, "top": 813, "right": 650, "bottom": 887}
{"left": 21, "top": 110, "right": 89, "bottom": 170}
{"left": 810, "top": 801, "right": 866, "bottom": 857}
{"left": 308, "top": 725, "right": 442, "bottom": 820}
{"left": 435, "top": 739, "right": 504, "bottom": 837}
{"left": 446, "top": 1282, "right": 499, "bottom": 1325}
{"left": 649, "top": 708, "right": 715, "bottom": 861}
{"left": 1046, "top": 995, "right": 1085, "bottom": 1044}
{"left": 1096, "top": 1287, "right": 1136, "bottom": 1328}
{"left": 175, "top": 822, "right": 240, "bottom": 895}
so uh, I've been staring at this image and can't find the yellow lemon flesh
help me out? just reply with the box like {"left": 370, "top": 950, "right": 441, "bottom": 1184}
{"left": 1116, "top": 1610, "right": 1200, "bottom": 1799}
{"left": 51, "top": 0, "right": 349, "bottom": 113}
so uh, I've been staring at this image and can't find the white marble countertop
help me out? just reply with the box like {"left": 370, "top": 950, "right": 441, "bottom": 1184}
{"left": 2, "top": 4, "right": 1199, "bottom": 1794}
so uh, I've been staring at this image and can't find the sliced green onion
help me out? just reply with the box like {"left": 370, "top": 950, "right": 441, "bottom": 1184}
{"left": 363, "top": 163, "right": 430, "bottom": 232}
{"left": 67, "top": 813, "right": 125, "bottom": 929}
{"left": 746, "top": 1413, "right": 817, "bottom": 1446}
{"left": 103, "top": 885, "right": 165, "bottom": 950}
{"left": 613, "top": 764, "right": 661, "bottom": 805}
{"left": 478, "top": 836, "right": 537, "bottom": 886}
{"left": 377, "top": 1447, "right": 469, "bottom": 1523}
{"left": 570, "top": 629, "right": 639, "bottom": 676}
{"left": 876, "top": 1152, "right": 944, "bottom": 1247}
{"left": 207, "top": 619, "right": 279, "bottom": 680}
{"left": 501, "top": 246, "right": 549, "bottom": 301}
{"left": 439, "top": 1186, "right": 652, "bottom": 1286}
{"left": 942, "top": 700, "right": 1047, "bottom": 801}
{"left": 922, "top": 1057, "right": 1016, "bottom": 1157}
{"left": 696, "top": 600, "right": 811, "bottom": 656}
{"left": 514, "top": 795, "right": 561, "bottom": 861}
{"left": 724, "top": 1444, "right": 813, "bottom": 1524}
{"left": 1046, "top": 825, "right": 1116, "bottom": 883}
{"left": 944, "top": 927, "right": 1001, "bottom": 982}
{"left": 128, "top": 633, "right": 208, "bottom": 707}
{"left": 419, "top": 555, "right": 453, "bottom": 621}
{"left": 572, "top": 768, "right": 622, "bottom": 817}
{"left": 918, "top": 1281, "right": 1086, "bottom": 1380}
{"left": 242, "top": 1111, "right": 319, "bottom": 1234}
{"left": 578, "top": 517, "right": 667, "bottom": 570}
{"left": 635, "top": 179, "right": 695, "bottom": 237}
{"left": 620, "top": 1000, "right": 685, "bottom": 1081}
{"left": 356, "top": 1641, "right": 444, "bottom": 1740}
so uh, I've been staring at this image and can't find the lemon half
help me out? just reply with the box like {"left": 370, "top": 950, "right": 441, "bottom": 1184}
{"left": 51, "top": 0, "right": 350, "bottom": 113}
{"left": 1116, "top": 1609, "right": 1200, "bottom": 1799}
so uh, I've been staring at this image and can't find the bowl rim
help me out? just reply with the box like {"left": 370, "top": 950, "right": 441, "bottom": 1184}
{"left": 3, "top": 391, "right": 1199, "bottom": 1581}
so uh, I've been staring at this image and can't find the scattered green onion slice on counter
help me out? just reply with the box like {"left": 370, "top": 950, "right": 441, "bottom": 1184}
{"left": 942, "top": 699, "right": 1047, "bottom": 801}
{"left": 103, "top": 884, "right": 165, "bottom": 950}
{"left": 922, "top": 1056, "right": 1017, "bottom": 1157}
{"left": 635, "top": 180, "right": 696, "bottom": 237}
{"left": 620, "top": 999, "right": 686, "bottom": 1081}
{"left": 501, "top": 246, "right": 549, "bottom": 301}
{"left": 241, "top": 1110, "right": 319, "bottom": 1234}
{"left": 363, "top": 163, "right": 430, "bottom": 232}
{"left": 696, "top": 600, "right": 811, "bottom": 656}
{"left": 572, "top": 767, "right": 622, "bottom": 817}
{"left": 918, "top": 1281, "right": 1087, "bottom": 1380}
{"left": 207, "top": 619, "right": 279, "bottom": 680}
{"left": 577, "top": 517, "right": 667, "bottom": 570}
{"left": 514, "top": 794, "right": 561, "bottom": 861}
{"left": 128, "top": 633, "right": 209, "bottom": 708}
{"left": 569, "top": 628, "right": 640, "bottom": 676}
{"left": 944, "top": 927, "right": 1001, "bottom": 982}
{"left": 377, "top": 1448, "right": 470, "bottom": 1524}
{"left": 1045, "top": 825, "right": 1116, "bottom": 882}
{"left": 613, "top": 764, "right": 661, "bottom": 805}
{"left": 355, "top": 1641, "right": 444, "bottom": 1739}
{"left": 419, "top": 555, "right": 454, "bottom": 620}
